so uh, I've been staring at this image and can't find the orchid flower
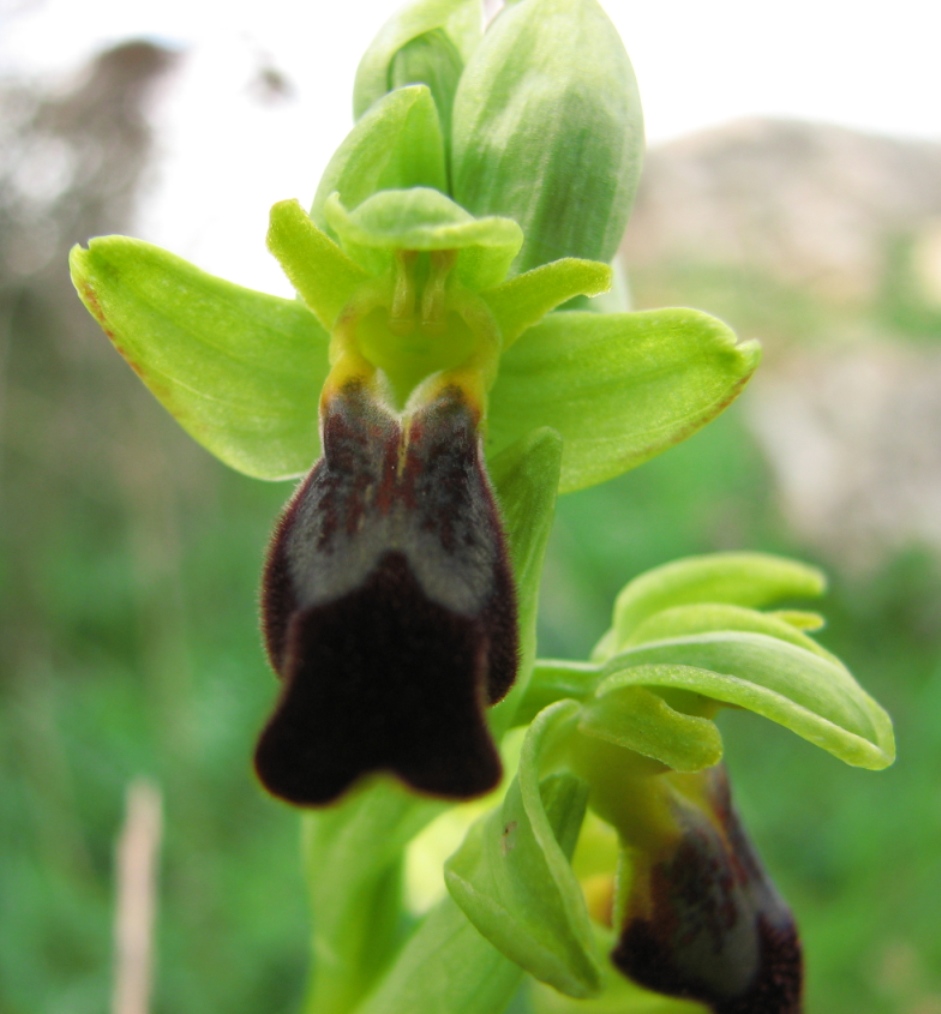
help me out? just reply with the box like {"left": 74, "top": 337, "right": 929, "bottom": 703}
{"left": 69, "top": 1, "right": 893, "bottom": 1011}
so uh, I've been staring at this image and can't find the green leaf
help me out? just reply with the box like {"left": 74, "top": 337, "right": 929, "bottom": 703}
{"left": 354, "top": 0, "right": 483, "bottom": 119}
{"left": 452, "top": 0, "right": 643, "bottom": 272}
{"left": 446, "top": 701, "right": 602, "bottom": 998}
{"left": 487, "top": 309, "right": 761, "bottom": 493}
{"left": 488, "top": 427, "right": 563, "bottom": 733}
{"left": 268, "top": 199, "right": 369, "bottom": 330}
{"left": 302, "top": 781, "right": 443, "bottom": 1014}
{"left": 601, "top": 631, "right": 895, "bottom": 769}
{"left": 578, "top": 685, "right": 723, "bottom": 773}
{"left": 610, "top": 552, "right": 826, "bottom": 647}
{"left": 325, "top": 188, "right": 522, "bottom": 289}
{"left": 312, "top": 86, "right": 448, "bottom": 233}
{"left": 626, "top": 603, "right": 840, "bottom": 665}
{"left": 482, "top": 258, "right": 612, "bottom": 348}
{"left": 69, "top": 236, "right": 327, "bottom": 480}
{"left": 353, "top": 895, "right": 523, "bottom": 1014}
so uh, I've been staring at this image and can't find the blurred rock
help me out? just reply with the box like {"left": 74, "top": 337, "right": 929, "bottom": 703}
{"left": 623, "top": 118, "right": 941, "bottom": 308}
{"left": 623, "top": 119, "right": 941, "bottom": 569}
{"left": 748, "top": 343, "right": 941, "bottom": 569}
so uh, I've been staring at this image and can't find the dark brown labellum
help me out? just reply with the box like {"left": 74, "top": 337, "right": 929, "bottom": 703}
{"left": 255, "top": 381, "right": 517, "bottom": 806}
{"left": 612, "top": 766, "right": 804, "bottom": 1013}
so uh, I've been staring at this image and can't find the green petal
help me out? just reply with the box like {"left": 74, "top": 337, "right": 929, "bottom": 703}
{"left": 452, "top": 0, "right": 643, "bottom": 272}
{"left": 482, "top": 258, "right": 612, "bottom": 349}
{"left": 446, "top": 701, "right": 603, "bottom": 998}
{"left": 601, "top": 632, "right": 896, "bottom": 769}
{"left": 626, "top": 603, "right": 840, "bottom": 665}
{"left": 268, "top": 199, "right": 369, "bottom": 330}
{"left": 353, "top": 0, "right": 483, "bottom": 120}
{"left": 488, "top": 427, "right": 563, "bottom": 733}
{"left": 578, "top": 685, "right": 723, "bottom": 773}
{"left": 312, "top": 86, "right": 448, "bottom": 233}
{"left": 69, "top": 237, "right": 327, "bottom": 480}
{"left": 487, "top": 309, "right": 761, "bottom": 493}
{"left": 325, "top": 188, "right": 523, "bottom": 288}
{"left": 302, "top": 783, "right": 444, "bottom": 1014}
{"left": 610, "top": 552, "right": 826, "bottom": 647}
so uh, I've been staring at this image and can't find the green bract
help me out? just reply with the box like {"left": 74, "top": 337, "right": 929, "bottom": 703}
{"left": 452, "top": 0, "right": 644, "bottom": 272}
{"left": 353, "top": 0, "right": 482, "bottom": 122}
{"left": 446, "top": 702, "right": 600, "bottom": 998}
{"left": 312, "top": 86, "right": 449, "bottom": 231}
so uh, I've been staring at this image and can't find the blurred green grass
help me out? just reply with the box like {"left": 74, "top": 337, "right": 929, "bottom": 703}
{"left": 2, "top": 256, "right": 939, "bottom": 1013}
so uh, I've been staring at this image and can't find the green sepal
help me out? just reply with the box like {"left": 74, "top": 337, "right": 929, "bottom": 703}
{"left": 446, "top": 701, "right": 603, "bottom": 998}
{"left": 578, "top": 685, "right": 723, "bottom": 773}
{"left": 69, "top": 236, "right": 327, "bottom": 481}
{"left": 302, "top": 781, "right": 443, "bottom": 1014}
{"left": 354, "top": 0, "right": 483, "bottom": 119}
{"left": 312, "top": 87, "right": 448, "bottom": 233}
{"left": 487, "top": 309, "right": 761, "bottom": 493}
{"left": 268, "top": 199, "right": 369, "bottom": 330}
{"left": 626, "top": 603, "right": 841, "bottom": 666}
{"left": 325, "top": 188, "right": 523, "bottom": 289}
{"left": 482, "top": 258, "right": 612, "bottom": 349}
{"left": 452, "top": 0, "right": 643, "bottom": 272}
{"left": 488, "top": 428, "right": 563, "bottom": 734}
{"left": 608, "top": 552, "right": 826, "bottom": 651}
{"left": 352, "top": 895, "right": 523, "bottom": 1014}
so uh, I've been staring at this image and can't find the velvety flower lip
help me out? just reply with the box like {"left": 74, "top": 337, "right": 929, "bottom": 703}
{"left": 611, "top": 765, "right": 803, "bottom": 1014}
{"left": 256, "top": 379, "right": 517, "bottom": 806}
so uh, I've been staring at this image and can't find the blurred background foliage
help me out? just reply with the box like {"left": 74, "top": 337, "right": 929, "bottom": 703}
{"left": 1, "top": 41, "right": 940, "bottom": 1014}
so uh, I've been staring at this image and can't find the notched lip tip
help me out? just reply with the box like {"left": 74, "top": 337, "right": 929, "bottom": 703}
{"left": 252, "top": 760, "right": 504, "bottom": 810}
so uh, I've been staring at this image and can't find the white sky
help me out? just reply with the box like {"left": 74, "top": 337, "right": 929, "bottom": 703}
{"left": 2, "top": 0, "right": 938, "bottom": 294}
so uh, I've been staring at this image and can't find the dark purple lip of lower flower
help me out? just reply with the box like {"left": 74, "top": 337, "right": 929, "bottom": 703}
{"left": 611, "top": 766, "right": 804, "bottom": 1014}
{"left": 255, "top": 380, "right": 518, "bottom": 807}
